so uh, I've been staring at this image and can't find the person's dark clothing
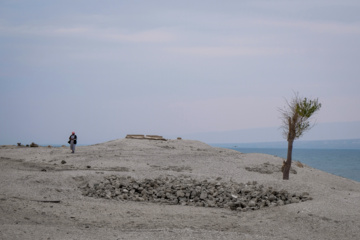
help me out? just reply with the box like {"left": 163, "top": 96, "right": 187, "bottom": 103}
{"left": 69, "top": 134, "right": 77, "bottom": 153}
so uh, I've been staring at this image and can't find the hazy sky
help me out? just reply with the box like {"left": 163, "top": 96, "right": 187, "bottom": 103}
{"left": 1, "top": 0, "right": 360, "bottom": 145}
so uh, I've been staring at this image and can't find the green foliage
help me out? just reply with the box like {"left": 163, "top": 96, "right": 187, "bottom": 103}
{"left": 279, "top": 93, "right": 322, "bottom": 141}
{"left": 293, "top": 97, "right": 322, "bottom": 139}
{"left": 296, "top": 98, "right": 322, "bottom": 118}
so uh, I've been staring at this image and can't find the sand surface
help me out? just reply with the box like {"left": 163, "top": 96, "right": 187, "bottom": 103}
{"left": 1, "top": 139, "right": 359, "bottom": 240}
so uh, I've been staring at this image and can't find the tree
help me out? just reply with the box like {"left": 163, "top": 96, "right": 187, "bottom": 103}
{"left": 279, "top": 93, "right": 322, "bottom": 180}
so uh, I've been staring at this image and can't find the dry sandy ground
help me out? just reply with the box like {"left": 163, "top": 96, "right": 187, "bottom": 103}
{"left": 0, "top": 139, "right": 359, "bottom": 240}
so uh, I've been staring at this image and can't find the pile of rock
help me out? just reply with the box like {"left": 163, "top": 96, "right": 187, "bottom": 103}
{"left": 245, "top": 162, "right": 297, "bottom": 175}
{"left": 81, "top": 176, "right": 311, "bottom": 211}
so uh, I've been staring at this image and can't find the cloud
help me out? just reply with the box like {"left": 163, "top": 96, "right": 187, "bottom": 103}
{"left": 53, "top": 27, "right": 176, "bottom": 43}
{"left": 53, "top": 27, "right": 89, "bottom": 35}
{"left": 0, "top": 22, "right": 176, "bottom": 43}
{"left": 167, "top": 46, "right": 298, "bottom": 57}
{"left": 100, "top": 29, "right": 176, "bottom": 43}
{"left": 257, "top": 19, "right": 360, "bottom": 35}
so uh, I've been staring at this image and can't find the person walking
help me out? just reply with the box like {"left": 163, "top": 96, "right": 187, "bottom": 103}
{"left": 68, "top": 132, "right": 77, "bottom": 153}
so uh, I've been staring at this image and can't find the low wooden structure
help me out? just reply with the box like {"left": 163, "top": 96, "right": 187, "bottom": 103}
{"left": 125, "top": 134, "right": 166, "bottom": 141}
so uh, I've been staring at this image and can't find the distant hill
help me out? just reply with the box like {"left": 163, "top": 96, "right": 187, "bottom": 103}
{"left": 213, "top": 139, "right": 360, "bottom": 149}
{"left": 170, "top": 121, "right": 360, "bottom": 146}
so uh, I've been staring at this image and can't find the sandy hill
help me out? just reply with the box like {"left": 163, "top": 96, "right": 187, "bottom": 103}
{"left": 0, "top": 139, "right": 359, "bottom": 240}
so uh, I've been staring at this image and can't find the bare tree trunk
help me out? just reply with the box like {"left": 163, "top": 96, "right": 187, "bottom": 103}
{"left": 283, "top": 117, "right": 295, "bottom": 180}
{"left": 283, "top": 139, "right": 293, "bottom": 180}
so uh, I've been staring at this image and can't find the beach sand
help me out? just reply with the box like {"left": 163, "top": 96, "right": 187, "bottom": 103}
{"left": 1, "top": 139, "right": 359, "bottom": 240}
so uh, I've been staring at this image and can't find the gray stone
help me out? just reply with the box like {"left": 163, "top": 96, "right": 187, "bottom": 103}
{"left": 248, "top": 200, "right": 256, "bottom": 207}
{"left": 176, "top": 190, "right": 185, "bottom": 197}
{"left": 80, "top": 175, "right": 311, "bottom": 212}
{"left": 268, "top": 194, "right": 276, "bottom": 201}
{"left": 200, "top": 191, "right": 208, "bottom": 200}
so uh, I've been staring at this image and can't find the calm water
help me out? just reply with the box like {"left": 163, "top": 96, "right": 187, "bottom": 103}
{"left": 211, "top": 145, "right": 360, "bottom": 182}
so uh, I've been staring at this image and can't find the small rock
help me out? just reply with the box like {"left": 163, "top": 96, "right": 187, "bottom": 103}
{"left": 248, "top": 200, "right": 256, "bottom": 207}
{"left": 61, "top": 160, "right": 66, "bottom": 164}
{"left": 268, "top": 194, "right": 276, "bottom": 201}
{"left": 176, "top": 190, "right": 185, "bottom": 198}
{"left": 30, "top": 142, "right": 39, "bottom": 147}
{"left": 200, "top": 191, "right": 208, "bottom": 200}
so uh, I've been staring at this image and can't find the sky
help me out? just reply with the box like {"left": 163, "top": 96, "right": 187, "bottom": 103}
{"left": 1, "top": 0, "right": 360, "bottom": 145}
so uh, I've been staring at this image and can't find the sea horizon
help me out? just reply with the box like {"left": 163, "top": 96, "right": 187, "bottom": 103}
{"left": 210, "top": 138, "right": 360, "bottom": 150}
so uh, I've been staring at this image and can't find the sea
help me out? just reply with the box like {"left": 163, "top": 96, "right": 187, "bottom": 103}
{"left": 211, "top": 144, "right": 360, "bottom": 183}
